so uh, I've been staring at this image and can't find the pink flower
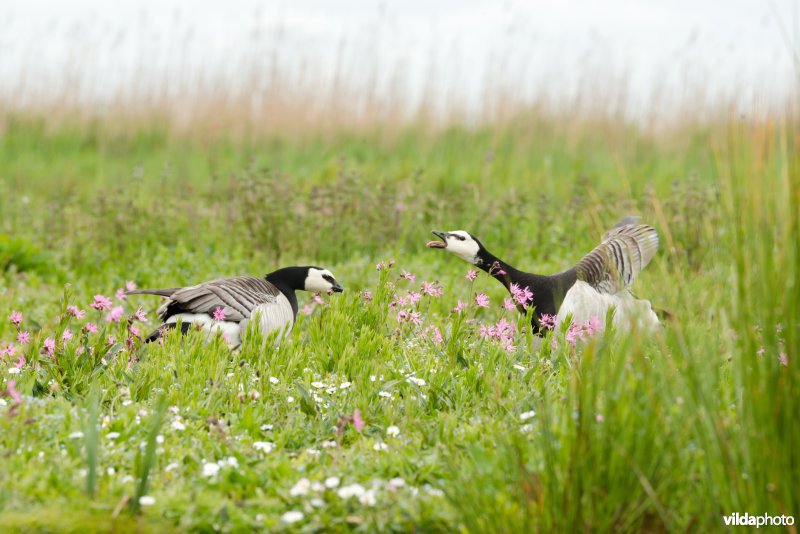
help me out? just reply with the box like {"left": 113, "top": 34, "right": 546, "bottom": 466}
{"left": 362, "top": 291, "right": 373, "bottom": 302}
{"left": 503, "top": 298, "right": 517, "bottom": 310}
{"left": 115, "top": 288, "right": 127, "bottom": 301}
{"left": 475, "top": 293, "right": 490, "bottom": 308}
{"left": 107, "top": 335, "right": 115, "bottom": 345}
{"left": 4, "top": 344, "right": 16, "bottom": 357}
{"left": 400, "top": 270, "right": 416, "bottom": 282}
{"left": 509, "top": 283, "right": 533, "bottom": 309}
{"left": 465, "top": 270, "right": 478, "bottom": 281}
{"left": 85, "top": 322, "right": 98, "bottom": 334}
{"left": 125, "top": 280, "right": 137, "bottom": 292}
{"left": 42, "top": 337, "right": 56, "bottom": 356}
{"left": 352, "top": 409, "right": 365, "bottom": 432}
{"left": 9, "top": 311, "right": 22, "bottom": 327}
{"left": 396, "top": 310, "right": 409, "bottom": 323}
{"left": 17, "top": 331, "right": 30, "bottom": 345}
{"left": 5, "top": 380, "right": 22, "bottom": 404}
{"left": 779, "top": 353, "right": 788, "bottom": 367}
{"left": 62, "top": 329, "right": 73, "bottom": 342}
{"left": 756, "top": 346, "right": 765, "bottom": 357}
{"left": 409, "top": 312, "right": 423, "bottom": 326}
{"left": 421, "top": 282, "right": 443, "bottom": 297}
{"left": 539, "top": 314, "right": 557, "bottom": 330}
{"left": 584, "top": 317, "right": 603, "bottom": 337}
{"left": 105, "top": 306, "right": 124, "bottom": 323}
{"left": 453, "top": 300, "right": 466, "bottom": 313}
{"left": 212, "top": 307, "right": 226, "bottom": 321}
{"left": 14, "top": 355, "right": 26, "bottom": 369}
{"left": 301, "top": 305, "right": 313, "bottom": 315}
{"left": 407, "top": 292, "right": 421, "bottom": 305}
{"left": 376, "top": 262, "right": 385, "bottom": 271}
{"left": 566, "top": 322, "right": 584, "bottom": 347}
{"left": 129, "top": 325, "right": 141, "bottom": 337}
{"left": 776, "top": 323, "right": 783, "bottom": 333}
{"left": 133, "top": 308, "right": 148, "bottom": 322}
{"left": 432, "top": 327, "right": 443, "bottom": 344}
{"left": 596, "top": 414, "right": 605, "bottom": 423}
{"left": 91, "top": 295, "right": 113, "bottom": 311}
{"left": 66, "top": 305, "right": 86, "bottom": 319}
{"left": 312, "top": 295, "right": 324, "bottom": 305}
{"left": 490, "top": 261, "right": 507, "bottom": 276}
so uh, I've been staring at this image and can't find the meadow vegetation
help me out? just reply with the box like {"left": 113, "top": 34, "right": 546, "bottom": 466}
{"left": 0, "top": 87, "right": 798, "bottom": 531}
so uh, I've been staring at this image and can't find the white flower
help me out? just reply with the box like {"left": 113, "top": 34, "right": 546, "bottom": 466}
{"left": 106, "top": 432, "right": 120, "bottom": 440}
{"left": 370, "top": 375, "right": 377, "bottom": 382}
{"left": 260, "top": 424, "right": 274, "bottom": 431}
{"left": 202, "top": 462, "right": 220, "bottom": 477}
{"left": 168, "top": 406, "right": 179, "bottom": 414}
{"left": 306, "top": 448, "right": 320, "bottom": 456}
{"left": 106, "top": 467, "right": 116, "bottom": 476}
{"left": 337, "top": 483, "right": 366, "bottom": 499}
{"left": 165, "top": 462, "right": 179, "bottom": 472}
{"left": 311, "top": 381, "right": 325, "bottom": 389}
{"left": 424, "top": 484, "right": 445, "bottom": 497}
{"left": 378, "top": 391, "right": 393, "bottom": 399}
{"left": 359, "top": 489, "right": 377, "bottom": 506}
{"left": 0, "top": 399, "right": 6, "bottom": 407}
{"left": 388, "top": 477, "right": 405, "bottom": 490}
{"left": 324, "top": 476, "right": 340, "bottom": 488}
{"left": 287, "top": 396, "right": 295, "bottom": 403}
{"left": 325, "top": 387, "right": 337, "bottom": 395}
{"left": 281, "top": 510, "right": 304, "bottom": 524}
{"left": 407, "top": 377, "right": 426, "bottom": 386}
{"left": 310, "top": 497, "right": 325, "bottom": 508}
{"left": 386, "top": 425, "right": 400, "bottom": 437}
{"left": 269, "top": 376, "right": 279, "bottom": 384}
{"left": 290, "top": 478, "right": 311, "bottom": 496}
{"left": 8, "top": 367, "right": 20, "bottom": 375}
{"left": 311, "top": 481, "right": 325, "bottom": 492}
{"left": 139, "top": 495, "right": 156, "bottom": 506}
{"left": 121, "top": 475, "right": 134, "bottom": 484}
{"left": 520, "top": 410, "right": 536, "bottom": 421}
{"left": 69, "top": 432, "right": 84, "bottom": 439}
{"left": 156, "top": 435, "right": 164, "bottom": 444}
{"left": 373, "top": 443, "right": 388, "bottom": 452}
{"left": 513, "top": 364, "right": 526, "bottom": 371}
{"left": 122, "top": 400, "right": 132, "bottom": 407}
{"left": 171, "top": 420, "right": 186, "bottom": 431}
{"left": 520, "top": 424, "right": 534, "bottom": 433}
{"left": 339, "top": 381, "right": 352, "bottom": 389}
{"left": 253, "top": 441, "right": 274, "bottom": 453}
{"left": 320, "top": 440, "right": 337, "bottom": 448}
{"left": 222, "top": 456, "right": 238, "bottom": 468}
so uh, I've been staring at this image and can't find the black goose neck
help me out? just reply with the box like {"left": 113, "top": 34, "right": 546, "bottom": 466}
{"left": 265, "top": 266, "right": 307, "bottom": 292}
{"left": 476, "top": 249, "right": 521, "bottom": 289}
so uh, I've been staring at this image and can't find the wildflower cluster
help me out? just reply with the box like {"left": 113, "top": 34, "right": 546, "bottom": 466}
{"left": 479, "top": 318, "right": 519, "bottom": 352}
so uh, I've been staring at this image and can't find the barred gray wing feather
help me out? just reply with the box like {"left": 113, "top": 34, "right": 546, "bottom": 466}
{"left": 576, "top": 221, "right": 659, "bottom": 294}
{"left": 136, "top": 276, "right": 282, "bottom": 321}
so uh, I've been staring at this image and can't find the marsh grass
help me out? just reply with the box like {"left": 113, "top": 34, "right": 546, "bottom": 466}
{"left": 0, "top": 84, "right": 798, "bottom": 531}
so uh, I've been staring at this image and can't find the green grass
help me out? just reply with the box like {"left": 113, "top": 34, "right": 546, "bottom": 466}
{"left": 0, "top": 115, "right": 797, "bottom": 532}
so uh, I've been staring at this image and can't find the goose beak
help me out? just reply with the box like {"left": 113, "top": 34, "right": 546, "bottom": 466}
{"left": 427, "top": 230, "right": 447, "bottom": 249}
{"left": 331, "top": 282, "right": 344, "bottom": 293}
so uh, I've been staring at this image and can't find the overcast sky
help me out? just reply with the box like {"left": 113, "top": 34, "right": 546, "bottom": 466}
{"left": 1, "top": 0, "right": 797, "bottom": 117}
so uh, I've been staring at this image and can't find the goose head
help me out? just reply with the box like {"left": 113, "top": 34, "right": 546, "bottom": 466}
{"left": 427, "top": 230, "right": 484, "bottom": 265}
{"left": 304, "top": 267, "right": 344, "bottom": 293}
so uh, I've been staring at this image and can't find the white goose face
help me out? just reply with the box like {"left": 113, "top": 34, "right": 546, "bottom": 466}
{"left": 426, "top": 230, "right": 482, "bottom": 264}
{"left": 304, "top": 268, "right": 344, "bottom": 293}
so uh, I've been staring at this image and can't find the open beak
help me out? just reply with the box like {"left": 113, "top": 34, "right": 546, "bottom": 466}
{"left": 331, "top": 282, "right": 344, "bottom": 293}
{"left": 426, "top": 230, "right": 447, "bottom": 249}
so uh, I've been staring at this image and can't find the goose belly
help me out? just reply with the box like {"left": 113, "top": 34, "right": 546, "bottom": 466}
{"left": 250, "top": 297, "right": 295, "bottom": 339}
{"left": 165, "top": 313, "right": 243, "bottom": 347}
{"left": 556, "top": 281, "right": 659, "bottom": 331}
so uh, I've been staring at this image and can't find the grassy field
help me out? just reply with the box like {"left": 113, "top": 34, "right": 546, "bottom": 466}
{"left": 0, "top": 111, "right": 797, "bottom": 532}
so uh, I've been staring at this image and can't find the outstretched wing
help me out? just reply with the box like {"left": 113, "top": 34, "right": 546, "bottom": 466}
{"left": 575, "top": 218, "right": 659, "bottom": 294}
{"left": 131, "top": 276, "right": 282, "bottom": 321}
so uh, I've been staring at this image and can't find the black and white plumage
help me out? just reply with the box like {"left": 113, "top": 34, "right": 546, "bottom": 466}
{"left": 129, "top": 266, "right": 344, "bottom": 347}
{"left": 426, "top": 217, "right": 660, "bottom": 333}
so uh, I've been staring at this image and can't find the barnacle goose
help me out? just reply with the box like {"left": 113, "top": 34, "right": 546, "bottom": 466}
{"left": 129, "top": 266, "right": 343, "bottom": 347}
{"left": 427, "top": 217, "right": 660, "bottom": 333}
